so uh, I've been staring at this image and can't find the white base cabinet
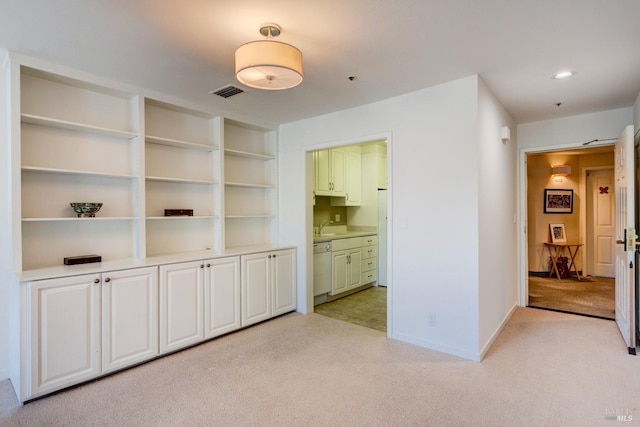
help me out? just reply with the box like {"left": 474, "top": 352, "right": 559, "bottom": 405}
{"left": 331, "top": 235, "right": 377, "bottom": 296}
{"left": 159, "top": 255, "right": 242, "bottom": 354}
{"left": 241, "top": 249, "right": 296, "bottom": 327}
{"left": 102, "top": 267, "right": 158, "bottom": 374}
{"left": 26, "top": 266, "right": 157, "bottom": 400}
{"left": 159, "top": 261, "right": 204, "bottom": 354}
{"left": 204, "top": 256, "right": 241, "bottom": 339}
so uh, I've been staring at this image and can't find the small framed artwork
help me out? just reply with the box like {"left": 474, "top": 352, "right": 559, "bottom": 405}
{"left": 549, "top": 223, "right": 567, "bottom": 243}
{"left": 544, "top": 189, "right": 573, "bottom": 214}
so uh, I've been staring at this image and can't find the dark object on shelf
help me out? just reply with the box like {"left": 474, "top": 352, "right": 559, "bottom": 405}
{"left": 164, "top": 209, "right": 193, "bottom": 216}
{"left": 70, "top": 202, "right": 103, "bottom": 218}
{"left": 64, "top": 255, "right": 102, "bottom": 265}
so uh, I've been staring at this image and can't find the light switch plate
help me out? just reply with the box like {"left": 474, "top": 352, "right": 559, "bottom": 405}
{"left": 335, "top": 214, "right": 340, "bottom": 222}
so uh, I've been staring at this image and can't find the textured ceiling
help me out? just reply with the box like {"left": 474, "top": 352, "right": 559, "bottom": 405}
{"left": 1, "top": 0, "right": 639, "bottom": 126}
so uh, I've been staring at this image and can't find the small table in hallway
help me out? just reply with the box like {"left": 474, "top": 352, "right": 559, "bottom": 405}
{"left": 544, "top": 242, "right": 584, "bottom": 280}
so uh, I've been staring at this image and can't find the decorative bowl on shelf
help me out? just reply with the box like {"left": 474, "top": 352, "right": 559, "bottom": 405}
{"left": 70, "top": 202, "right": 103, "bottom": 218}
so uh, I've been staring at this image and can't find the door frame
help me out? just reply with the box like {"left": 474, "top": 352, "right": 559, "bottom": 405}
{"left": 306, "top": 133, "right": 393, "bottom": 336}
{"left": 517, "top": 142, "right": 615, "bottom": 306}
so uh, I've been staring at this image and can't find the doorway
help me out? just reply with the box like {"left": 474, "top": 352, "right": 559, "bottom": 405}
{"left": 311, "top": 140, "right": 388, "bottom": 332}
{"left": 525, "top": 146, "right": 616, "bottom": 319}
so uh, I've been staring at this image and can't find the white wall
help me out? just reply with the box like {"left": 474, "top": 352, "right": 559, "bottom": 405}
{"left": 477, "top": 80, "right": 518, "bottom": 354}
{"left": 280, "top": 76, "right": 494, "bottom": 360}
{"left": 518, "top": 108, "right": 633, "bottom": 150}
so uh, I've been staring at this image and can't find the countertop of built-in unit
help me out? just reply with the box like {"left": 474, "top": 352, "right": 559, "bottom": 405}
{"left": 313, "top": 229, "right": 377, "bottom": 243}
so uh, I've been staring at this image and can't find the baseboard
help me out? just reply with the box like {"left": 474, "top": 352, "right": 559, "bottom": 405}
{"left": 528, "top": 271, "right": 583, "bottom": 278}
{"left": 478, "top": 302, "right": 518, "bottom": 361}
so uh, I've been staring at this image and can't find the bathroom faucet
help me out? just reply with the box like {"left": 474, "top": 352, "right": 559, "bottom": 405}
{"left": 318, "top": 220, "right": 334, "bottom": 235}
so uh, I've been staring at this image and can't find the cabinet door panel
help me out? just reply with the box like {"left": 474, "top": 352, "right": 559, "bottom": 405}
{"left": 331, "top": 250, "right": 348, "bottom": 295}
{"left": 159, "top": 261, "right": 204, "bottom": 354}
{"left": 272, "top": 249, "right": 296, "bottom": 316}
{"left": 241, "top": 253, "right": 271, "bottom": 326}
{"left": 102, "top": 267, "right": 158, "bottom": 373}
{"left": 29, "top": 274, "right": 100, "bottom": 396}
{"left": 205, "top": 257, "right": 241, "bottom": 338}
{"left": 348, "top": 249, "right": 363, "bottom": 289}
{"left": 315, "top": 150, "right": 331, "bottom": 196}
{"left": 331, "top": 149, "right": 346, "bottom": 196}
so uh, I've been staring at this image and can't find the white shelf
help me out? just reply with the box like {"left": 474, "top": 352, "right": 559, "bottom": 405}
{"left": 146, "top": 135, "right": 218, "bottom": 152}
{"left": 224, "top": 182, "right": 275, "bottom": 189}
{"left": 21, "top": 113, "right": 137, "bottom": 139}
{"left": 146, "top": 216, "right": 217, "bottom": 220}
{"left": 22, "top": 217, "right": 137, "bottom": 222}
{"left": 22, "top": 166, "right": 137, "bottom": 180}
{"left": 145, "top": 176, "right": 217, "bottom": 185}
{"left": 225, "top": 215, "right": 274, "bottom": 219}
{"left": 224, "top": 149, "right": 274, "bottom": 161}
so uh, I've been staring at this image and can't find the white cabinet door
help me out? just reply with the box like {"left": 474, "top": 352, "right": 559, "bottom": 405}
{"left": 159, "top": 261, "right": 204, "bottom": 354}
{"left": 29, "top": 274, "right": 101, "bottom": 397}
{"left": 332, "top": 250, "right": 349, "bottom": 295}
{"left": 315, "top": 150, "right": 331, "bottom": 196}
{"left": 331, "top": 148, "right": 346, "bottom": 197}
{"left": 272, "top": 249, "right": 297, "bottom": 316}
{"left": 347, "top": 249, "right": 363, "bottom": 289}
{"left": 241, "top": 253, "right": 271, "bottom": 326}
{"left": 344, "top": 150, "right": 361, "bottom": 206}
{"left": 102, "top": 267, "right": 158, "bottom": 373}
{"left": 204, "top": 256, "right": 241, "bottom": 339}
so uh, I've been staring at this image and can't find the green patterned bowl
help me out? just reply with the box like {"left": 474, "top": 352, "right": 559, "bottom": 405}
{"left": 70, "top": 202, "right": 103, "bottom": 218}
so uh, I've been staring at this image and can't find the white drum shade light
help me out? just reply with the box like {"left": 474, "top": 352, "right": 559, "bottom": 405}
{"left": 235, "top": 23, "right": 303, "bottom": 90}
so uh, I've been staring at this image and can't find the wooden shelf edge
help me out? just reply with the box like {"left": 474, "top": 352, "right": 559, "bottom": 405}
{"left": 22, "top": 217, "right": 138, "bottom": 222}
{"left": 21, "top": 113, "right": 137, "bottom": 139}
{"left": 22, "top": 166, "right": 137, "bottom": 179}
{"left": 146, "top": 135, "right": 218, "bottom": 151}
{"left": 224, "top": 148, "right": 275, "bottom": 160}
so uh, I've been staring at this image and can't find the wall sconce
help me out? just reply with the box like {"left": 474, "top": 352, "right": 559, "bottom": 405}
{"left": 501, "top": 126, "right": 511, "bottom": 143}
{"left": 551, "top": 165, "right": 571, "bottom": 176}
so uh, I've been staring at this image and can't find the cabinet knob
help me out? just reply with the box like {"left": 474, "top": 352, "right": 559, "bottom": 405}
{"left": 200, "top": 264, "right": 205, "bottom": 269}
{"left": 94, "top": 278, "right": 100, "bottom": 284}
{"left": 268, "top": 255, "right": 272, "bottom": 259}
{"left": 273, "top": 254, "right": 276, "bottom": 258}
{"left": 104, "top": 278, "right": 110, "bottom": 283}
{"left": 207, "top": 263, "right": 211, "bottom": 268}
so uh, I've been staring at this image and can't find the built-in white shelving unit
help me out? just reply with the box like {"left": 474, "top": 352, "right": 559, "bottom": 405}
{"left": 144, "top": 99, "right": 221, "bottom": 257}
{"left": 19, "top": 66, "right": 140, "bottom": 270}
{"left": 10, "top": 63, "right": 280, "bottom": 272}
{"left": 223, "top": 119, "right": 277, "bottom": 249}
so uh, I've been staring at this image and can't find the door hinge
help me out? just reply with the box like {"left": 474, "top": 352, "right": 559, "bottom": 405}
{"left": 630, "top": 261, "right": 634, "bottom": 269}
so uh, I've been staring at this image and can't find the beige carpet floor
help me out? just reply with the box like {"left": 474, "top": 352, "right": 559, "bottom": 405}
{"left": 1, "top": 308, "right": 639, "bottom": 426}
{"left": 314, "top": 286, "right": 387, "bottom": 332}
{"left": 528, "top": 275, "right": 615, "bottom": 319}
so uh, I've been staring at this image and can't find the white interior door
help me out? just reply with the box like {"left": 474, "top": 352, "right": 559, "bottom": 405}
{"left": 614, "top": 125, "right": 637, "bottom": 354}
{"left": 587, "top": 168, "right": 615, "bottom": 277}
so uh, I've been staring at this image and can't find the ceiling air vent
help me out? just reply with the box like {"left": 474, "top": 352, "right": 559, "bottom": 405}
{"left": 209, "top": 85, "right": 245, "bottom": 99}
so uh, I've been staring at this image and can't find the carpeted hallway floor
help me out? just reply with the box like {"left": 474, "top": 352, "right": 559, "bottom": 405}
{"left": 528, "top": 274, "right": 615, "bottom": 319}
{"left": 314, "top": 286, "right": 387, "bottom": 332}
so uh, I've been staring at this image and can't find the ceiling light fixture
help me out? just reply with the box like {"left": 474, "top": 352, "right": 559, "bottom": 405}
{"left": 235, "top": 23, "right": 303, "bottom": 90}
{"left": 553, "top": 71, "right": 575, "bottom": 79}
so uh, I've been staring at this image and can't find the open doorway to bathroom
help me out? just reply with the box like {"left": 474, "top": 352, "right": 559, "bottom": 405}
{"left": 312, "top": 140, "right": 388, "bottom": 332}
{"left": 526, "top": 146, "right": 616, "bottom": 320}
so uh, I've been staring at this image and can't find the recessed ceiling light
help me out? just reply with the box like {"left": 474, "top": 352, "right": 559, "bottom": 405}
{"left": 553, "top": 71, "right": 575, "bottom": 79}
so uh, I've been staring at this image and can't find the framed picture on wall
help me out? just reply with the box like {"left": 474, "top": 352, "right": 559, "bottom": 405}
{"left": 544, "top": 189, "right": 573, "bottom": 214}
{"left": 549, "top": 223, "right": 567, "bottom": 243}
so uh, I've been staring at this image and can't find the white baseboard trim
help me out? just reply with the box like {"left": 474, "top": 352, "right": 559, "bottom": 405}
{"left": 479, "top": 302, "right": 518, "bottom": 360}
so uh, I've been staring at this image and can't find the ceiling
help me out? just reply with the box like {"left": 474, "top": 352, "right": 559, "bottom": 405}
{"left": 1, "top": 0, "right": 639, "bottom": 126}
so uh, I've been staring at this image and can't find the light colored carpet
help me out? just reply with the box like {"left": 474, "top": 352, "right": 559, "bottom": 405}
{"left": 528, "top": 275, "right": 615, "bottom": 319}
{"left": 1, "top": 307, "right": 639, "bottom": 426}
{"left": 314, "top": 286, "right": 387, "bottom": 331}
